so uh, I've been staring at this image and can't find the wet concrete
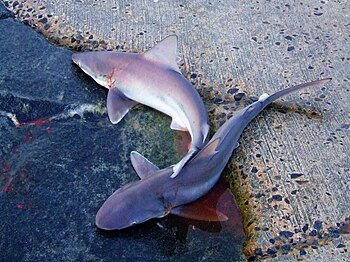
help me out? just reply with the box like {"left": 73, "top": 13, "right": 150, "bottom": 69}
{"left": 0, "top": 10, "right": 245, "bottom": 262}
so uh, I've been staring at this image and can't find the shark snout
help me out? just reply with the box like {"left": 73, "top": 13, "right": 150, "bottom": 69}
{"left": 95, "top": 204, "right": 121, "bottom": 230}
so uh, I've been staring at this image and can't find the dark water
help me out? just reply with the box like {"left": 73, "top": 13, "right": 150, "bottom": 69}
{"left": 0, "top": 10, "right": 245, "bottom": 261}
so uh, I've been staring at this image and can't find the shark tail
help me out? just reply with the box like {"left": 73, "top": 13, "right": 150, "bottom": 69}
{"left": 172, "top": 79, "right": 331, "bottom": 178}
{"left": 261, "top": 78, "right": 332, "bottom": 105}
{"left": 238, "top": 78, "right": 332, "bottom": 130}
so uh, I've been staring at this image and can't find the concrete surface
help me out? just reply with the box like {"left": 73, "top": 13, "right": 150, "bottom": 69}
{"left": 1, "top": 0, "right": 350, "bottom": 260}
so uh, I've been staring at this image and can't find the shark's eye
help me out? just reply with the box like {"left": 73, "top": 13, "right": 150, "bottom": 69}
{"left": 132, "top": 221, "right": 137, "bottom": 226}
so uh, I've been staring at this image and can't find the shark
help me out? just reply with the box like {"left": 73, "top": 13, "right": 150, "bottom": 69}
{"left": 72, "top": 35, "right": 209, "bottom": 177}
{"left": 95, "top": 78, "right": 331, "bottom": 230}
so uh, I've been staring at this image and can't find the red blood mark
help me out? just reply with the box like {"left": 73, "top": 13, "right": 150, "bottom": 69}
{"left": 107, "top": 68, "right": 116, "bottom": 88}
{"left": 29, "top": 118, "right": 50, "bottom": 126}
{"left": 17, "top": 118, "right": 52, "bottom": 140}
{"left": 3, "top": 177, "right": 13, "bottom": 183}
{"left": 16, "top": 122, "right": 26, "bottom": 127}
{"left": 25, "top": 130, "right": 35, "bottom": 142}
{"left": 16, "top": 117, "right": 50, "bottom": 127}
{"left": 2, "top": 177, "right": 13, "bottom": 193}
{"left": 2, "top": 162, "right": 10, "bottom": 174}
{"left": 186, "top": 141, "right": 191, "bottom": 151}
{"left": 17, "top": 205, "right": 23, "bottom": 209}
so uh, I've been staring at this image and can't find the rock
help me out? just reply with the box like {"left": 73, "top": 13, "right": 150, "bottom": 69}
{"left": 0, "top": 3, "right": 14, "bottom": 19}
{"left": 0, "top": 13, "right": 244, "bottom": 262}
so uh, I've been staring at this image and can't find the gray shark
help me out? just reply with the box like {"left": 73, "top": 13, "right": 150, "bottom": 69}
{"left": 72, "top": 35, "right": 209, "bottom": 177}
{"left": 95, "top": 78, "right": 331, "bottom": 230}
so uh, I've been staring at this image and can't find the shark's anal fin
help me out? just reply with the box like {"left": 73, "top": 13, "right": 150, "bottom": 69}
{"left": 143, "top": 35, "right": 181, "bottom": 73}
{"left": 107, "top": 88, "right": 138, "bottom": 124}
{"left": 171, "top": 202, "right": 228, "bottom": 222}
{"left": 130, "top": 151, "right": 160, "bottom": 179}
{"left": 170, "top": 118, "right": 188, "bottom": 131}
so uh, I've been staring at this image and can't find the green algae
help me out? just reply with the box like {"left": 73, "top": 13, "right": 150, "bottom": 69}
{"left": 224, "top": 162, "right": 257, "bottom": 256}
{"left": 120, "top": 105, "right": 183, "bottom": 168}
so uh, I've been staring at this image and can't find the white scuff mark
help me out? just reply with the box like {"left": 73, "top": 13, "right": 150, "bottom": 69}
{"left": 1, "top": 103, "right": 106, "bottom": 127}
{"left": 156, "top": 222, "right": 164, "bottom": 229}
{"left": 176, "top": 54, "right": 182, "bottom": 63}
{"left": 57, "top": 90, "right": 65, "bottom": 101}
{"left": 51, "top": 103, "right": 107, "bottom": 121}
{"left": 258, "top": 93, "right": 270, "bottom": 102}
{"left": 0, "top": 111, "right": 20, "bottom": 126}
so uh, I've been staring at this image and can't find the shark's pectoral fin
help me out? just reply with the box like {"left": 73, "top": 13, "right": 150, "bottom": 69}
{"left": 130, "top": 151, "right": 160, "bottom": 179}
{"left": 107, "top": 88, "right": 138, "bottom": 124}
{"left": 170, "top": 118, "right": 188, "bottom": 131}
{"left": 171, "top": 203, "right": 228, "bottom": 222}
{"left": 143, "top": 35, "right": 181, "bottom": 73}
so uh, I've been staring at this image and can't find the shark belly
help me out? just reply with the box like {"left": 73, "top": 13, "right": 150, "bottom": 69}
{"left": 117, "top": 66, "right": 196, "bottom": 135}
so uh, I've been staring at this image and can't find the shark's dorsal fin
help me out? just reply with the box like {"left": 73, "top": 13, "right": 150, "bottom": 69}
{"left": 143, "top": 35, "right": 181, "bottom": 73}
{"left": 130, "top": 151, "right": 160, "bottom": 179}
{"left": 191, "top": 138, "right": 221, "bottom": 163}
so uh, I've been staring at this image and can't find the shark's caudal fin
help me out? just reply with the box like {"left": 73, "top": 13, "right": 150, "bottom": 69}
{"left": 261, "top": 78, "right": 332, "bottom": 105}
{"left": 241, "top": 78, "right": 332, "bottom": 124}
{"left": 107, "top": 89, "right": 138, "bottom": 124}
{"left": 218, "top": 78, "right": 333, "bottom": 146}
